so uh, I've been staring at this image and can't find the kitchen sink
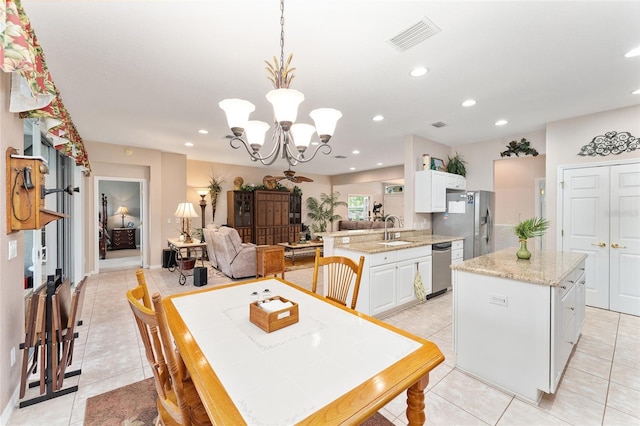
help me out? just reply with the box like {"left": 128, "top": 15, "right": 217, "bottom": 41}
{"left": 378, "top": 240, "right": 411, "bottom": 246}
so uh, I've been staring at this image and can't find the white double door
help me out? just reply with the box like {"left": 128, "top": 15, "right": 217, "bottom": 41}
{"left": 562, "top": 162, "right": 640, "bottom": 316}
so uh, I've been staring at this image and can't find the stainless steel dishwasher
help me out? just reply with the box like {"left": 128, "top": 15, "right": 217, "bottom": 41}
{"left": 429, "top": 242, "right": 451, "bottom": 299}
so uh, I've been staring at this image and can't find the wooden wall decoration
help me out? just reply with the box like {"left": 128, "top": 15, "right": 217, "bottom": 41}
{"left": 578, "top": 131, "right": 638, "bottom": 156}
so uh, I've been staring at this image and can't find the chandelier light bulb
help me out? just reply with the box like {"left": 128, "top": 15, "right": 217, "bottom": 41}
{"left": 266, "top": 89, "right": 304, "bottom": 131}
{"left": 218, "top": 99, "right": 255, "bottom": 136}
{"left": 310, "top": 108, "right": 342, "bottom": 143}
{"left": 245, "top": 120, "right": 270, "bottom": 150}
{"left": 290, "top": 123, "right": 316, "bottom": 150}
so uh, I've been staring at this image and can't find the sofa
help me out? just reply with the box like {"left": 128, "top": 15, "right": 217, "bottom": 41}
{"left": 210, "top": 226, "right": 257, "bottom": 279}
{"left": 202, "top": 224, "right": 220, "bottom": 268}
{"left": 337, "top": 220, "right": 386, "bottom": 231}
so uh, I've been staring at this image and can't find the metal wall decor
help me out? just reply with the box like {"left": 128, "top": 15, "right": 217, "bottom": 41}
{"left": 578, "top": 131, "right": 638, "bottom": 156}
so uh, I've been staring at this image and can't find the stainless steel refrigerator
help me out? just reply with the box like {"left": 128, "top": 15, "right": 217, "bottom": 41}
{"left": 432, "top": 190, "right": 495, "bottom": 260}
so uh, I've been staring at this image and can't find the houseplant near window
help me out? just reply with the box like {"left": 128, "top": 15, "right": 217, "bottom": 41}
{"left": 513, "top": 216, "right": 549, "bottom": 259}
{"left": 305, "top": 192, "right": 347, "bottom": 235}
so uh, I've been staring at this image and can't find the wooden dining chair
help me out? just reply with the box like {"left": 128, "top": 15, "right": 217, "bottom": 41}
{"left": 312, "top": 248, "right": 365, "bottom": 310}
{"left": 135, "top": 268, "right": 152, "bottom": 308}
{"left": 126, "top": 287, "right": 211, "bottom": 426}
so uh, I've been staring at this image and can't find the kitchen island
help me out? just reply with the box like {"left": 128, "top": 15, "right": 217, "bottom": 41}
{"left": 451, "top": 247, "right": 587, "bottom": 404}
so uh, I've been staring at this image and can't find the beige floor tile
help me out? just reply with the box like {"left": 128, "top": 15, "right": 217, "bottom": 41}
{"left": 568, "top": 350, "right": 612, "bottom": 380}
{"left": 558, "top": 367, "right": 610, "bottom": 404}
{"left": 422, "top": 392, "right": 488, "bottom": 425}
{"left": 539, "top": 388, "right": 605, "bottom": 426}
{"left": 613, "top": 344, "right": 640, "bottom": 370}
{"left": 576, "top": 334, "right": 616, "bottom": 361}
{"left": 585, "top": 307, "right": 620, "bottom": 325}
{"left": 497, "top": 398, "right": 571, "bottom": 425}
{"left": 602, "top": 406, "right": 640, "bottom": 426}
{"left": 607, "top": 382, "right": 640, "bottom": 418}
{"left": 609, "top": 363, "right": 640, "bottom": 392}
{"left": 432, "top": 369, "right": 513, "bottom": 425}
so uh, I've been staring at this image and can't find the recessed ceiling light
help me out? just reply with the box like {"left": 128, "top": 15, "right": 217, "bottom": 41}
{"left": 352, "top": 150, "right": 360, "bottom": 155}
{"left": 372, "top": 114, "right": 384, "bottom": 122}
{"left": 376, "top": 162, "right": 383, "bottom": 166}
{"left": 311, "top": 141, "right": 319, "bottom": 146}
{"left": 198, "top": 129, "right": 208, "bottom": 134}
{"left": 624, "top": 46, "right": 640, "bottom": 58}
{"left": 632, "top": 88, "right": 640, "bottom": 95}
{"left": 410, "top": 67, "right": 429, "bottom": 77}
{"left": 185, "top": 142, "right": 194, "bottom": 147}
{"left": 350, "top": 167, "right": 356, "bottom": 171}
{"left": 462, "top": 99, "right": 477, "bottom": 107}
{"left": 495, "top": 119, "right": 508, "bottom": 126}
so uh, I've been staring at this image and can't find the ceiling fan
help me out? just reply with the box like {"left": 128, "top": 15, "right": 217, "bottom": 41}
{"left": 274, "top": 168, "right": 314, "bottom": 183}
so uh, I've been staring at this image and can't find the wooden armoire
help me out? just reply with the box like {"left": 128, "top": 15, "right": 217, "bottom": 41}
{"left": 227, "top": 190, "right": 301, "bottom": 245}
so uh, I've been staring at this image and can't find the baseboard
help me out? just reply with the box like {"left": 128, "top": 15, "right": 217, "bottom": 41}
{"left": 1, "top": 383, "right": 20, "bottom": 426}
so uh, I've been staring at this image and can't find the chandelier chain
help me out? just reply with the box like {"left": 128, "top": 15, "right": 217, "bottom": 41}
{"left": 279, "top": 0, "right": 285, "bottom": 81}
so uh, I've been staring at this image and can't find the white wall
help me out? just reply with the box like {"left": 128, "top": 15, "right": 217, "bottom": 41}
{"left": 546, "top": 105, "right": 640, "bottom": 248}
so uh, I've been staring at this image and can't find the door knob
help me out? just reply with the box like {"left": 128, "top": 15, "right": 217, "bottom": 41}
{"left": 591, "top": 242, "right": 606, "bottom": 247}
{"left": 611, "top": 243, "right": 627, "bottom": 249}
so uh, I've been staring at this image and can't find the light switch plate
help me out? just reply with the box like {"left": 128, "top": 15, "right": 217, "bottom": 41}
{"left": 8, "top": 240, "right": 17, "bottom": 260}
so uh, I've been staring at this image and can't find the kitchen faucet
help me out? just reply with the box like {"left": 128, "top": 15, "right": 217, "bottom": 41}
{"left": 384, "top": 215, "right": 402, "bottom": 240}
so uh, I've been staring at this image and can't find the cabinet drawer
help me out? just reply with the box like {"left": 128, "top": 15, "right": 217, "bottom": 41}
{"left": 451, "top": 249, "right": 464, "bottom": 262}
{"left": 452, "top": 240, "right": 464, "bottom": 250}
{"left": 397, "top": 245, "right": 431, "bottom": 261}
{"left": 368, "top": 251, "right": 397, "bottom": 266}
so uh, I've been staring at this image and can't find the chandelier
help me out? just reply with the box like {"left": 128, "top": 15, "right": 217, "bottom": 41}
{"left": 218, "top": 0, "right": 342, "bottom": 167}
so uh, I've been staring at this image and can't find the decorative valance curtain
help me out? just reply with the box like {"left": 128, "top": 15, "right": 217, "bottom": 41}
{"left": 0, "top": 0, "right": 90, "bottom": 173}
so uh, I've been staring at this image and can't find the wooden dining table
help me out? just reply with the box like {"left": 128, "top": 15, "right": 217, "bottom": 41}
{"left": 162, "top": 277, "right": 444, "bottom": 425}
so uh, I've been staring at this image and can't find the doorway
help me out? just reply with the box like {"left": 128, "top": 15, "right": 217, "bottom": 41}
{"left": 95, "top": 177, "right": 147, "bottom": 272}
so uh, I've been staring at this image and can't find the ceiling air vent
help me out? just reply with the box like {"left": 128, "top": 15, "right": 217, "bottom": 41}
{"left": 388, "top": 17, "right": 441, "bottom": 52}
{"left": 334, "top": 155, "right": 347, "bottom": 159}
{"left": 431, "top": 121, "right": 447, "bottom": 128}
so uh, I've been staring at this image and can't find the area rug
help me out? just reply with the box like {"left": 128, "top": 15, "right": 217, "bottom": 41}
{"left": 84, "top": 377, "right": 394, "bottom": 425}
{"left": 84, "top": 378, "right": 157, "bottom": 426}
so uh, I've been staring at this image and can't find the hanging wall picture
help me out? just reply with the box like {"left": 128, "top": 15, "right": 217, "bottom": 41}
{"left": 578, "top": 131, "right": 638, "bottom": 156}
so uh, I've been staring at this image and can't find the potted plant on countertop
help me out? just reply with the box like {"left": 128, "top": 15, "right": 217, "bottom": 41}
{"left": 513, "top": 216, "right": 549, "bottom": 259}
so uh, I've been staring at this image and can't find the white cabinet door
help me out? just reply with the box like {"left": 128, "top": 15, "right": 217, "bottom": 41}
{"left": 445, "top": 174, "right": 466, "bottom": 190}
{"left": 418, "top": 257, "right": 433, "bottom": 295}
{"left": 415, "top": 170, "right": 446, "bottom": 213}
{"left": 397, "top": 260, "right": 417, "bottom": 305}
{"left": 370, "top": 264, "right": 396, "bottom": 316}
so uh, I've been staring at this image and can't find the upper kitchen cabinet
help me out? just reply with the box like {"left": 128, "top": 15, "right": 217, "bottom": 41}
{"left": 415, "top": 170, "right": 467, "bottom": 213}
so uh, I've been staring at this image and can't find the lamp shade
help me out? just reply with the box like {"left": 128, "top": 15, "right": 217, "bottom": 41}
{"left": 174, "top": 202, "right": 199, "bottom": 218}
{"left": 290, "top": 123, "right": 316, "bottom": 148}
{"left": 266, "top": 89, "right": 304, "bottom": 126}
{"left": 245, "top": 120, "right": 270, "bottom": 147}
{"left": 218, "top": 99, "right": 255, "bottom": 130}
{"left": 114, "top": 205, "right": 129, "bottom": 216}
{"left": 310, "top": 108, "right": 342, "bottom": 140}
{"left": 195, "top": 188, "right": 209, "bottom": 197}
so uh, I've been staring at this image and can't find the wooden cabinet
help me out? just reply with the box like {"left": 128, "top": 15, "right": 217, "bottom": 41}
{"left": 227, "top": 191, "right": 253, "bottom": 243}
{"left": 256, "top": 245, "right": 285, "bottom": 278}
{"left": 227, "top": 190, "right": 301, "bottom": 245}
{"left": 254, "top": 190, "right": 299, "bottom": 245}
{"left": 415, "top": 170, "right": 467, "bottom": 213}
{"left": 111, "top": 228, "right": 136, "bottom": 250}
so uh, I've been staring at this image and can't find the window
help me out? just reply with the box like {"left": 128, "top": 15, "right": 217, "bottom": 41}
{"left": 347, "top": 195, "right": 370, "bottom": 221}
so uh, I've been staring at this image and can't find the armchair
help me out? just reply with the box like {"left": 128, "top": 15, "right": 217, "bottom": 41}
{"left": 213, "top": 227, "right": 257, "bottom": 279}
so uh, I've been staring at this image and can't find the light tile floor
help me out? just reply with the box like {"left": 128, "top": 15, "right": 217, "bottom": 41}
{"left": 7, "top": 265, "right": 640, "bottom": 426}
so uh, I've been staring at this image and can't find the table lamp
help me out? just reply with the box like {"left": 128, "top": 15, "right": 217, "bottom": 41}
{"left": 174, "top": 202, "right": 199, "bottom": 243}
{"left": 114, "top": 205, "right": 128, "bottom": 228}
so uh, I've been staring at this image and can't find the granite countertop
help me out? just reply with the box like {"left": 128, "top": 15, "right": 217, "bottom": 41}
{"left": 336, "top": 234, "right": 463, "bottom": 254}
{"left": 451, "top": 247, "right": 587, "bottom": 286}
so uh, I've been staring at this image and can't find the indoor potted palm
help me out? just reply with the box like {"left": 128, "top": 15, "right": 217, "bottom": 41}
{"left": 513, "top": 216, "right": 549, "bottom": 259}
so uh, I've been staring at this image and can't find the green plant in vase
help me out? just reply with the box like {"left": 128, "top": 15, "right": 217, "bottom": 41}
{"left": 446, "top": 152, "right": 467, "bottom": 177}
{"left": 513, "top": 216, "right": 549, "bottom": 259}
